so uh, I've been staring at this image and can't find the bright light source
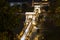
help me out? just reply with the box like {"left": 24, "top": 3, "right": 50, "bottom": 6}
{"left": 29, "top": 15, "right": 32, "bottom": 18}
{"left": 32, "top": 21, "right": 36, "bottom": 25}
{"left": 42, "top": 0, "right": 48, "bottom": 1}
{"left": 45, "top": 0, "right": 48, "bottom": 1}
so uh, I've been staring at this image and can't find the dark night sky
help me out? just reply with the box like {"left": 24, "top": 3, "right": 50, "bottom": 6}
{"left": 8, "top": 0, "right": 32, "bottom": 2}
{"left": 8, "top": 0, "right": 22, "bottom": 2}
{"left": 8, "top": 0, "right": 53, "bottom": 2}
{"left": 8, "top": 0, "right": 56, "bottom": 3}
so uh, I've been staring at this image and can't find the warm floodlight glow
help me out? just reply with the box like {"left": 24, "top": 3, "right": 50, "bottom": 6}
{"left": 42, "top": 0, "right": 48, "bottom": 1}
{"left": 32, "top": 21, "right": 36, "bottom": 25}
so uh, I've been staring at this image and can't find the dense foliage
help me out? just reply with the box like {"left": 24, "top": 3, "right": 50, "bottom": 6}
{"left": 0, "top": 0, "right": 25, "bottom": 40}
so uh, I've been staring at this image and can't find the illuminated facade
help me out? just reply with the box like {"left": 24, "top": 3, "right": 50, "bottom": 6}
{"left": 25, "top": 12, "right": 36, "bottom": 25}
{"left": 18, "top": 0, "right": 50, "bottom": 40}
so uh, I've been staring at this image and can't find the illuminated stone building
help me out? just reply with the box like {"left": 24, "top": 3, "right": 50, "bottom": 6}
{"left": 18, "top": 0, "right": 50, "bottom": 40}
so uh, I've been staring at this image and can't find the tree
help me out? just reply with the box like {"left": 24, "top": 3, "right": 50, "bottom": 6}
{"left": 0, "top": 0, "right": 25, "bottom": 40}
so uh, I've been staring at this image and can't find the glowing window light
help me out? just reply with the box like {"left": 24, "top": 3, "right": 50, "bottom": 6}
{"left": 28, "top": 15, "right": 32, "bottom": 18}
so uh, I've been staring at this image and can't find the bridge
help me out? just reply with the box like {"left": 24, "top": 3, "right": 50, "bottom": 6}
{"left": 18, "top": 0, "right": 49, "bottom": 40}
